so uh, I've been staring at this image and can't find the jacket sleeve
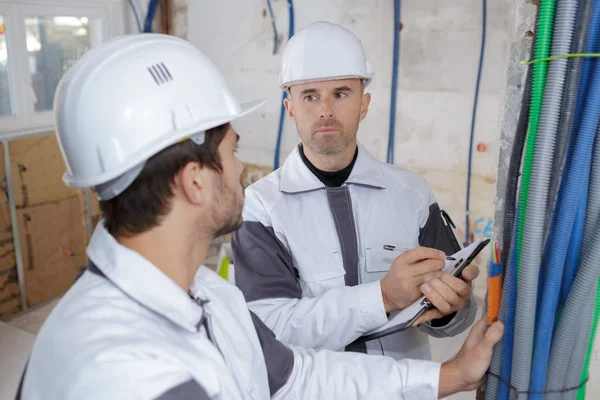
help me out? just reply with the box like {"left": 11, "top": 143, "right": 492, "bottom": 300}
{"left": 417, "top": 192, "right": 478, "bottom": 338}
{"left": 34, "top": 358, "right": 215, "bottom": 400}
{"left": 249, "top": 310, "right": 441, "bottom": 400}
{"left": 232, "top": 189, "right": 388, "bottom": 351}
{"left": 275, "top": 347, "right": 441, "bottom": 400}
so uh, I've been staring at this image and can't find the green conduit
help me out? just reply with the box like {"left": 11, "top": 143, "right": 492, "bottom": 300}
{"left": 517, "top": 0, "right": 557, "bottom": 278}
{"left": 577, "top": 278, "right": 600, "bottom": 400}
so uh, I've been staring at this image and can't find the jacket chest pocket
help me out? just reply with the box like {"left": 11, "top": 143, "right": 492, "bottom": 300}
{"left": 294, "top": 250, "right": 346, "bottom": 295}
{"left": 363, "top": 243, "right": 410, "bottom": 283}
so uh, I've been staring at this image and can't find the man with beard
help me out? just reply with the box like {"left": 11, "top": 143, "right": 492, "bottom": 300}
{"left": 232, "top": 21, "right": 479, "bottom": 358}
{"left": 17, "top": 33, "right": 503, "bottom": 400}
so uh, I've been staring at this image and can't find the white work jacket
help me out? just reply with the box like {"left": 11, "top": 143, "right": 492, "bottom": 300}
{"left": 19, "top": 223, "right": 443, "bottom": 400}
{"left": 232, "top": 143, "right": 477, "bottom": 360}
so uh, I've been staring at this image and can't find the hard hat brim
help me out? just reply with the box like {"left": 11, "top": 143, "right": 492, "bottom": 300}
{"left": 62, "top": 98, "right": 265, "bottom": 189}
{"left": 279, "top": 74, "right": 373, "bottom": 90}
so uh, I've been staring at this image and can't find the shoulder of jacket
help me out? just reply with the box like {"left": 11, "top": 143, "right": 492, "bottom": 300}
{"left": 379, "top": 162, "right": 432, "bottom": 198}
{"left": 244, "top": 169, "right": 284, "bottom": 211}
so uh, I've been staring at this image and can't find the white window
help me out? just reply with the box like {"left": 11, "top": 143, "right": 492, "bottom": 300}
{"left": 0, "top": 0, "right": 124, "bottom": 139}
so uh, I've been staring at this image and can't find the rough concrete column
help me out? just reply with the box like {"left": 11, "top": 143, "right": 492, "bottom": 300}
{"left": 491, "top": 0, "right": 537, "bottom": 246}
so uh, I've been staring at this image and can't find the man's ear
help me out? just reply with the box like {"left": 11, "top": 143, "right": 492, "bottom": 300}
{"left": 283, "top": 96, "right": 295, "bottom": 120}
{"left": 360, "top": 92, "right": 371, "bottom": 121}
{"left": 178, "top": 161, "right": 209, "bottom": 205}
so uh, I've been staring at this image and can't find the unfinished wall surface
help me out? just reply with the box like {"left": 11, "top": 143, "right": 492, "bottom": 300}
{"left": 188, "top": 0, "right": 513, "bottom": 293}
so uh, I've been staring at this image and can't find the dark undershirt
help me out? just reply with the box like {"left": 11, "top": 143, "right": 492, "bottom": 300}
{"left": 299, "top": 144, "right": 359, "bottom": 187}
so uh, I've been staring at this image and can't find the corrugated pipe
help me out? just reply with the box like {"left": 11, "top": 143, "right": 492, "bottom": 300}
{"left": 557, "top": 130, "right": 600, "bottom": 400}
{"left": 558, "top": 0, "right": 600, "bottom": 309}
{"left": 526, "top": 1, "right": 579, "bottom": 398}
{"left": 577, "top": 279, "right": 600, "bottom": 400}
{"left": 546, "top": 0, "right": 595, "bottom": 243}
{"left": 486, "top": 211, "right": 520, "bottom": 400}
{"left": 545, "top": 25, "right": 600, "bottom": 394}
{"left": 563, "top": 289, "right": 596, "bottom": 400}
{"left": 486, "top": 28, "right": 536, "bottom": 399}
{"left": 512, "top": 0, "right": 557, "bottom": 396}
{"left": 561, "top": 198, "right": 586, "bottom": 308}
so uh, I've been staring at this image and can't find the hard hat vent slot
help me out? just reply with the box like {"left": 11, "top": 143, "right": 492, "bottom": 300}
{"left": 147, "top": 62, "right": 173, "bottom": 85}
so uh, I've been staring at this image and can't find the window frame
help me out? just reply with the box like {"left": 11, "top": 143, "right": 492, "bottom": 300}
{"left": 0, "top": 0, "right": 125, "bottom": 140}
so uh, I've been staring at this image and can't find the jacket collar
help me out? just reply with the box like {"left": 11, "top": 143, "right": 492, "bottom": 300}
{"left": 87, "top": 222, "right": 205, "bottom": 333}
{"left": 279, "top": 142, "right": 386, "bottom": 194}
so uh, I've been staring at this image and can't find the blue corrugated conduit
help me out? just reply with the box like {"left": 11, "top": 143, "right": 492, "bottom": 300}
{"left": 546, "top": 0, "right": 595, "bottom": 239}
{"left": 545, "top": 135, "right": 600, "bottom": 400}
{"left": 560, "top": 186, "right": 587, "bottom": 308}
{"left": 465, "top": 0, "right": 486, "bottom": 245}
{"left": 489, "top": 212, "right": 520, "bottom": 400}
{"left": 545, "top": 2, "right": 600, "bottom": 395}
{"left": 273, "top": 0, "right": 294, "bottom": 170}
{"left": 526, "top": 1, "right": 579, "bottom": 398}
{"left": 387, "top": 0, "right": 401, "bottom": 165}
{"left": 555, "top": 0, "right": 596, "bottom": 308}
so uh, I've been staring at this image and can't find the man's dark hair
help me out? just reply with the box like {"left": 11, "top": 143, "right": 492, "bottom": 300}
{"left": 100, "top": 123, "right": 229, "bottom": 237}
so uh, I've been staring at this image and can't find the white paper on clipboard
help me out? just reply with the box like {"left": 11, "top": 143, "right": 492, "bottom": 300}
{"left": 358, "top": 240, "right": 486, "bottom": 341}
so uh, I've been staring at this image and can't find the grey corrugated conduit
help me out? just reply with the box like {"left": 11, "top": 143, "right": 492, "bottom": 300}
{"left": 545, "top": 0, "right": 595, "bottom": 239}
{"left": 561, "top": 291, "right": 596, "bottom": 400}
{"left": 546, "top": 107, "right": 600, "bottom": 400}
{"left": 511, "top": 0, "right": 579, "bottom": 397}
{"left": 547, "top": 130, "right": 600, "bottom": 400}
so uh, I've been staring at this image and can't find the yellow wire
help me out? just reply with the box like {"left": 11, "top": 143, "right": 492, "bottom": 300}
{"left": 521, "top": 53, "right": 600, "bottom": 65}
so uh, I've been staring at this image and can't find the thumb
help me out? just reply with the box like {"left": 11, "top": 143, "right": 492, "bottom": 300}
{"left": 465, "top": 317, "right": 488, "bottom": 347}
{"left": 481, "top": 321, "right": 504, "bottom": 349}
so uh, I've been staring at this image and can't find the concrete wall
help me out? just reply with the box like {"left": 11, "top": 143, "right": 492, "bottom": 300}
{"left": 187, "top": 0, "right": 513, "bottom": 298}
{"left": 187, "top": 0, "right": 511, "bottom": 248}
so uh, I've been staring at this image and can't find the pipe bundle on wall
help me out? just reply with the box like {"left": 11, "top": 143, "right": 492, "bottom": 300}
{"left": 485, "top": 0, "right": 600, "bottom": 399}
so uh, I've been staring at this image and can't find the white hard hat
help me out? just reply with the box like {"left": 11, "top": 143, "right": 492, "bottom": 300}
{"left": 278, "top": 21, "right": 373, "bottom": 89}
{"left": 54, "top": 33, "right": 264, "bottom": 200}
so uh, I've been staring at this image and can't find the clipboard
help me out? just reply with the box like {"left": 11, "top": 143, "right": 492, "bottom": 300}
{"left": 354, "top": 239, "right": 491, "bottom": 343}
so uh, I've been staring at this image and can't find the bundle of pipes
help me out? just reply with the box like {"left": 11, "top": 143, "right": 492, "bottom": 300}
{"left": 484, "top": 0, "right": 600, "bottom": 399}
